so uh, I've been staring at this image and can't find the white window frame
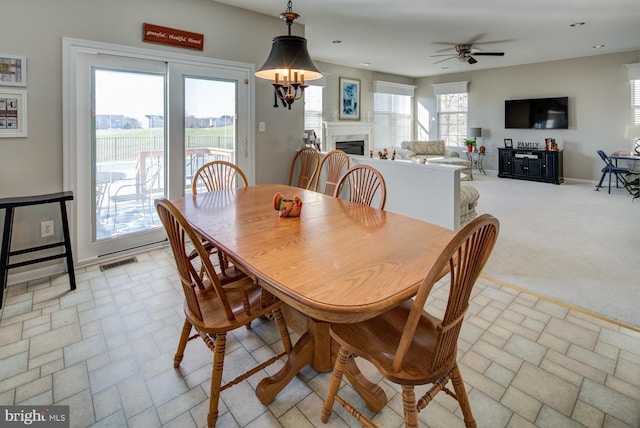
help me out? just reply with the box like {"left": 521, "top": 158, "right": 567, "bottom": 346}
{"left": 372, "top": 81, "right": 415, "bottom": 150}
{"left": 433, "top": 81, "right": 469, "bottom": 147}
{"left": 304, "top": 85, "right": 323, "bottom": 142}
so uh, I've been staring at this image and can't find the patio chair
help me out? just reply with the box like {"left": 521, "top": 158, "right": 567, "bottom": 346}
{"left": 110, "top": 163, "right": 161, "bottom": 225}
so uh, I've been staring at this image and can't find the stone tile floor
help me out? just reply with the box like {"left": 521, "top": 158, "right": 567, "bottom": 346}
{"left": 0, "top": 247, "right": 638, "bottom": 427}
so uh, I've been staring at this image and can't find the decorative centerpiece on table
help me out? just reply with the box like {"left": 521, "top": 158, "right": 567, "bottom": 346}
{"left": 273, "top": 192, "right": 303, "bottom": 217}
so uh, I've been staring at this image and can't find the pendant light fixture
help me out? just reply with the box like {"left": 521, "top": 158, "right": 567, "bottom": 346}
{"left": 255, "top": 0, "right": 322, "bottom": 110}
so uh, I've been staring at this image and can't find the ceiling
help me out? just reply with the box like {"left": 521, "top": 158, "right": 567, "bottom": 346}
{"left": 214, "top": 0, "right": 640, "bottom": 78}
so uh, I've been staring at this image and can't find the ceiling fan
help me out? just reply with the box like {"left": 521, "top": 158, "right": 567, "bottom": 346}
{"left": 431, "top": 43, "right": 505, "bottom": 65}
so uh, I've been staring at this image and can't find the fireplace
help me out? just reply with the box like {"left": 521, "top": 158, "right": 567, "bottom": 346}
{"left": 336, "top": 140, "right": 365, "bottom": 155}
{"left": 323, "top": 121, "right": 373, "bottom": 155}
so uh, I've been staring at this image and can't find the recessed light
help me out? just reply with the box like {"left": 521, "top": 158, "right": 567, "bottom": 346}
{"left": 332, "top": 40, "right": 342, "bottom": 44}
{"left": 570, "top": 22, "right": 585, "bottom": 27}
{"left": 361, "top": 62, "right": 371, "bottom": 67}
{"left": 593, "top": 44, "right": 605, "bottom": 49}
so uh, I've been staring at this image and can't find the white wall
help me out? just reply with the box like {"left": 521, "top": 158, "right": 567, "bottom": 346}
{"left": 416, "top": 50, "right": 640, "bottom": 180}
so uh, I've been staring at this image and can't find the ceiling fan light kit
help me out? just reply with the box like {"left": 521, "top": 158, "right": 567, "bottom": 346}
{"left": 255, "top": 0, "right": 322, "bottom": 109}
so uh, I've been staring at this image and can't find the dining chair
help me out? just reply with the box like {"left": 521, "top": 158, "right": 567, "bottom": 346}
{"left": 322, "top": 214, "right": 500, "bottom": 428}
{"left": 333, "top": 164, "right": 387, "bottom": 209}
{"left": 155, "top": 198, "right": 292, "bottom": 428}
{"left": 595, "top": 150, "right": 631, "bottom": 194}
{"left": 313, "top": 149, "right": 351, "bottom": 195}
{"left": 191, "top": 161, "right": 249, "bottom": 281}
{"left": 192, "top": 160, "right": 248, "bottom": 194}
{"left": 288, "top": 147, "right": 320, "bottom": 189}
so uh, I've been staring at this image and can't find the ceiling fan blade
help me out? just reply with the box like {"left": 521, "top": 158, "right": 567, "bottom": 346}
{"left": 473, "top": 52, "right": 505, "bottom": 56}
{"left": 467, "top": 56, "right": 478, "bottom": 65}
{"left": 433, "top": 56, "right": 455, "bottom": 64}
{"left": 430, "top": 53, "right": 456, "bottom": 57}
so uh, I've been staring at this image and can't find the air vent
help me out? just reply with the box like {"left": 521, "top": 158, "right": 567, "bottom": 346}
{"left": 99, "top": 257, "right": 138, "bottom": 271}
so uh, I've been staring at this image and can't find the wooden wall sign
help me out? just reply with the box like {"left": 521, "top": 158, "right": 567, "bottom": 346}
{"left": 143, "top": 23, "right": 204, "bottom": 51}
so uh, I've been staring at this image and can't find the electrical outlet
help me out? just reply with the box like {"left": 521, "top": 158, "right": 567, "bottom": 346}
{"left": 41, "top": 220, "right": 54, "bottom": 237}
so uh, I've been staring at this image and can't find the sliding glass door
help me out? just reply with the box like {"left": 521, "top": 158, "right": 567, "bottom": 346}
{"left": 65, "top": 39, "right": 253, "bottom": 265}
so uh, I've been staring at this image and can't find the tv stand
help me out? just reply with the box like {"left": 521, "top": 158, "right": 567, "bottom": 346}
{"left": 498, "top": 148, "right": 563, "bottom": 184}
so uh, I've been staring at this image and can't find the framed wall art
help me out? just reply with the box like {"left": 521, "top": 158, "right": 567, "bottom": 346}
{"left": 0, "top": 89, "right": 27, "bottom": 137}
{"left": 339, "top": 77, "right": 360, "bottom": 120}
{"left": 0, "top": 55, "right": 27, "bottom": 87}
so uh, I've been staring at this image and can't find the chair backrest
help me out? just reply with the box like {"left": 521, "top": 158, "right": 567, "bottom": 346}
{"left": 288, "top": 147, "right": 320, "bottom": 189}
{"left": 333, "top": 164, "right": 387, "bottom": 210}
{"left": 192, "top": 161, "right": 248, "bottom": 194}
{"left": 391, "top": 214, "right": 499, "bottom": 373}
{"left": 314, "top": 150, "right": 351, "bottom": 195}
{"left": 597, "top": 150, "right": 610, "bottom": 164}
{"left": 155, "top": 198, "right": 238, "bottom": 322}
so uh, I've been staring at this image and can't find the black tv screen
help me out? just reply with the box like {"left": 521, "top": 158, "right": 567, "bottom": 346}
{"left": 505, "top": 97, "right": 569, "bottom": 129}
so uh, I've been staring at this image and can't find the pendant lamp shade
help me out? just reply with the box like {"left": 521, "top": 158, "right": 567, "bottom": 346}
{"left": 255, "top": 0, "right": 322, "bottom": 109}
{"left": 255, "top": 35, "right": 322, "bottom": 82}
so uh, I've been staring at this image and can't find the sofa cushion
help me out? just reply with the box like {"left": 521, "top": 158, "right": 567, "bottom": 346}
{"left": 400, "top": 140, "right": 460, "bottom": 158}
{"left": 460, "top": 184, "right": 480, "bottom": 225}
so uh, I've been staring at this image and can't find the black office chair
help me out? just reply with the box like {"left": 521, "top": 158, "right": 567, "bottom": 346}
{"left": 595, "top": 150, "right": 631, "bottom": 194}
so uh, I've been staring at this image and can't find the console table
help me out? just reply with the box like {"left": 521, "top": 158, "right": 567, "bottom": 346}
{"left": 0, "top": 192, "right": 76, "bottom": 308}
{"left": 498, "top": 148, "right": 564, "bottom": 184}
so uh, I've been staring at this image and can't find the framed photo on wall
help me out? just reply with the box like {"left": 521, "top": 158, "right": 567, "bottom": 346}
{"left": 504, "top": 138, "right": 513, "bottom": 148}
{"left": 0, "top": 89, "right": 27, "bottom": 137}
{"left": 0, "top": 55, "right": 27, "bottom": 86}
{"left": 339, "top": 77, "right": 360, "bottom": 120}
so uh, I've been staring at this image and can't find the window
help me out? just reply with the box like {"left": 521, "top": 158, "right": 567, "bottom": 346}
{"left": 632, "top": 79, "right": 640, "bottom": 125}
{"left": 626, "top": 64, "right": 640, "bottom": 125}
{"left": 372, "top": 81, "right": 415, "bottom": 150}
{"left": 437, "top": 93, "right": 468, "bottom": 146}
{"left": 432, "top": 81, "right": 469, "bottom": 147}
{"left": 304, "top": 85, "right": 323, "bottom": 139}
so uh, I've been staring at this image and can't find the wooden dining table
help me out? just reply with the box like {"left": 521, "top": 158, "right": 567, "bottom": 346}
{"left": 172, "top": 183, "right": 456, "bottom": 410}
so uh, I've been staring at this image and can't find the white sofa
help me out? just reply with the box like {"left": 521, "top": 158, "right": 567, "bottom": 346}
{"left": 394, "top": 140, "right": 461, "bottom": 162}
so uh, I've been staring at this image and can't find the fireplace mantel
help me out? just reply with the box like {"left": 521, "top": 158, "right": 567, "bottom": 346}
{"left": 323, "top": 121, "right": 374, "bottom": 154}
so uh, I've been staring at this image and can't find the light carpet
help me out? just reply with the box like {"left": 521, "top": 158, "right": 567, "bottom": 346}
{"left": 469, "top": 171, "right": 640, "bottom": 328}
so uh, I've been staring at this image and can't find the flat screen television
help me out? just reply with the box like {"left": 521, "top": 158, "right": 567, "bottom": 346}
{"left": 505, "top": 97, "right": 569, "bottom": 129}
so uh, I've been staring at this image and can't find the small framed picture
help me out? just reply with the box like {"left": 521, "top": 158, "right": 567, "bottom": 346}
{"left": 0, "top": 89, "right": 27, "bottom": 137}
{"left": 339, "top": 77, "right": 360, "bottom": 120}
{"left": 0, "top": 54, "right": 27, "bottom": 86}
{"left": 504, "top": 138, "right": 513, "bottom": 148}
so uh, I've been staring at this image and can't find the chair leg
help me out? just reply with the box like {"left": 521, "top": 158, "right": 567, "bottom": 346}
{"left": 401, "top": 385, "right": 419, "bottom": 428}
{"left": 272, "top": 307, "right": 292, "bottom": 354}
{"left": 208, "top": 332, "right": 227, "bottom": 428}
{"left": 322, "top": 347, "right": 349, "bottom": 423}
{"left": 174, "top": 319, "right": 192, "bottom": 368}
{"left": 595, "top": 171, "right": 607, "bottom": 191}
{"left": 450, "top": 364, "right": 477, "bottom": 428}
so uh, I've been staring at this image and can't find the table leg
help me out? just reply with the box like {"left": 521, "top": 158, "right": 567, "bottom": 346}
{"left": 255, "top": 317, "right": 388, "bottom": 412}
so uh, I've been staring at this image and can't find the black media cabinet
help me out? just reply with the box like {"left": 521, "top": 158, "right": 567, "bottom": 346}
{"left": 498, "top": 148, "right": 564, "bottom": 184}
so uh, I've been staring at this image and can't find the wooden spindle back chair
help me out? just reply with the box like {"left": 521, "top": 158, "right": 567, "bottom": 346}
{"left": 322, "top": 214, "right": 500, "bottom": 428}
{"left": 288, "top": 147, "right": 320, "bottom": 189}
{"left": 192, "top": 160, "right": 248, "bottom": 194}
{"left": 155, "top": 198, "right": 292, "bottom": 427}
{"left": 313, "top": 149, "right": 351, "bottom": 195}
{"left": 333, "top": 164, "right": 387, "bottom": 210}
{"left": 191, "top": 161, "right": 249, "bottom": 281}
